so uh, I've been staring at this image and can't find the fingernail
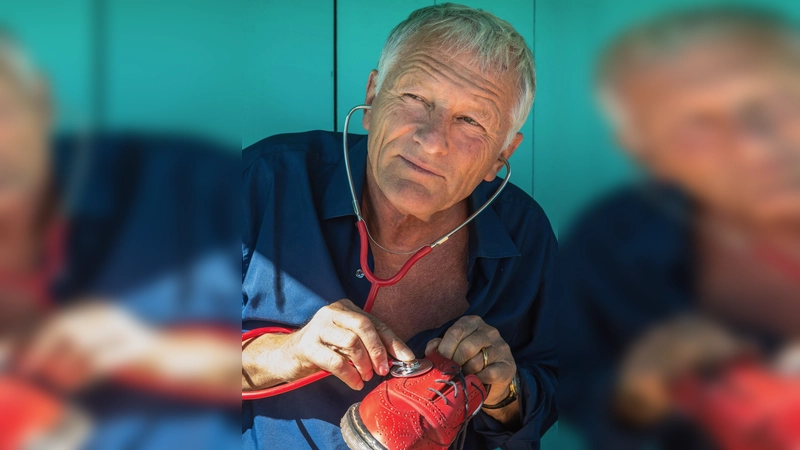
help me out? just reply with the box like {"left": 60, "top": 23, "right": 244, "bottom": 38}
{"left": 357, "top": 381, "right": 364, "bottom": 390}
{"left": 399, "top": 350, "right": 415, "bottom": 361}
{"left": 380, "top": 362, "right": 389, "bottom": 375}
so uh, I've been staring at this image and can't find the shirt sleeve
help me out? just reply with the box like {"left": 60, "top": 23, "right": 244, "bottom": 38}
{"left": 471, "top": 226, "right": 559, "bottom": 449}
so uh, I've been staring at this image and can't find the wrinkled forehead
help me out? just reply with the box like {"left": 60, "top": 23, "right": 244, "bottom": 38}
{"left": 388, "top": 33, "right": 516, "bottom": 87}
{"left": 384, "top": 43, "right": 518, "bottom": 123}
{"left": 620, "top": 40, "right": 797, "bottom": 112}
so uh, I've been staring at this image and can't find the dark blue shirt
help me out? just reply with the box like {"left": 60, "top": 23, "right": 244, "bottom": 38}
{"left": 559, "top": 184, "right": 698, "bottom": 450}
{"left": 241, "top": 131, "right": 559, "bottom": 449}
{"left": 560, "top": 184, "right": 785, "bottom": 450}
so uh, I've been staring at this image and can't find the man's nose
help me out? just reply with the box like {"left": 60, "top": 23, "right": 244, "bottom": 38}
{"left": 413, "top": 111, "right": 449, "bottom": 156}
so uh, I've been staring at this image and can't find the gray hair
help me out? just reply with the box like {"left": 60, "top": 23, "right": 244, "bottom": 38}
{"left": 375, "top": 3, "right": 535, "bottom": 147}
{"left": 0, "top": 27, "right": 42, "bottom": 98}
{"left": 596, "top": 7, "right": 800, "bottom": 130}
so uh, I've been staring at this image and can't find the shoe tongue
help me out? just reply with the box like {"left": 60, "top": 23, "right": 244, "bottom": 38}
{"left": 425, "top": 352, "right": 461, "bottom": 374}
{"left": 418, "top": 352, "right": 462, "bottom": 401}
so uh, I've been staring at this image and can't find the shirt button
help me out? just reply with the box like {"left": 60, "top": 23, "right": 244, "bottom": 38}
{"left": 355, "top": 269, "right": 364, "bottom": 279}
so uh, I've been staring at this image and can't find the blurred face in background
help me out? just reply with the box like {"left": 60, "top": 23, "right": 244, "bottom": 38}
{"left": 611, "top": 39, "right": 800, "bottom": 228}
{"left": 0, "top": 70, "right": 50, "bottom": 241}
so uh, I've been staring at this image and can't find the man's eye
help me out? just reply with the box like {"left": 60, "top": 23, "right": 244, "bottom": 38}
{"left": 460, "top": 116, "right": 481, "bottom": 127}
{"left": 404, "top": 94, "right": 425, "bottom": 103}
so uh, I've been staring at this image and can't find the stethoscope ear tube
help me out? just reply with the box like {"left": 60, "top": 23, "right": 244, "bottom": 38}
{"left": 343, "top": 104, "right": 372, "bottom": 220}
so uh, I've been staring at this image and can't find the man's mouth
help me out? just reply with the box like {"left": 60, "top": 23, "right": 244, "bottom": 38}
{"left": 398, "top": 155, "right": 441, "bottom": 177}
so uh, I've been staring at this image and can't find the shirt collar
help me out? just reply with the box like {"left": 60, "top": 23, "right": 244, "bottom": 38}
{"left": 320, "top": 133, "right": 519, "bottom": 259}
{"left": 320, "top": 133, "right": 367, "bottom": 220}
{"left": 467, "top": 180, "right": 521, "bottom": 259}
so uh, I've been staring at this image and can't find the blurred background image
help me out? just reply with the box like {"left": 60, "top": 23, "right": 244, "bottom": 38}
{"left": 3, "top": 0, "right": 799, "bottom": 449}
{"left": 0, "top": 1, "right": 241, "bottom": 449}
{"left": 556, "top": 0, "right": 800, "bottom": 449}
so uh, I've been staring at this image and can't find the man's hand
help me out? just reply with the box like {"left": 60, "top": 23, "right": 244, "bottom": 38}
{"left": 615, "top": 314, "right": 748, "bottom": 427}
{"left": 425, "top": 316, "right": 516, "bottom": 406}
{"left": 244, "top": 299, "right": 414, "bottom": 391}
{"left": 16, "top": 301, "right": 158, "bottom": 392}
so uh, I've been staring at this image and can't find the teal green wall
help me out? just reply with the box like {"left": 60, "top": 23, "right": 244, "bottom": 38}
{"left": 243, "top": 0, "right": 334, "bottom": 145}
{"left": 104, "top": 0, "right": 241, "bottom": 145}
{"left": 0, "top": 0, "right": 95, "bottom": 132}
{"left": 2, "top": 1, "right": 241, "bottom": 145}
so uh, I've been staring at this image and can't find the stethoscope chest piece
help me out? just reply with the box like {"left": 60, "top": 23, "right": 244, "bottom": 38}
{"left": 390, "top": 359, "right": 434, "bottom": 378}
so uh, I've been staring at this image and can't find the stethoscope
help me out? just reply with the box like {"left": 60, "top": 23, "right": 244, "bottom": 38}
{"left": 242, "top": 105, "right": 511, "bottom": 400}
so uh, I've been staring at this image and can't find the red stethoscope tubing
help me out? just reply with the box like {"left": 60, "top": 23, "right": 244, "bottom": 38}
{"left": 357, "top": 221, "right": 433, "bottom": 311}
{"left": 241, "top": 220, "right": 432, "bottom": 400}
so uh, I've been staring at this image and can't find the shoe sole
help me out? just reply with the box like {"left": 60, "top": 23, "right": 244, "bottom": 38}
{"left": 340, "top": 402, "right": 388, "bottom": 450}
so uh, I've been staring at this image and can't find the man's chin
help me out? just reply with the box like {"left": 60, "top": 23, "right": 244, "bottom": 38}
{"left": 382, "top": 187, "right": 442, "bottom": 221}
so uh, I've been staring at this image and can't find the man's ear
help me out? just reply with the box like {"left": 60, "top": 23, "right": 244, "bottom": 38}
{"left": 484, "top": 132, "right": 523, "bottom": 182}
{"left": 362, "top": 70, "right": 378, "bottom": 131}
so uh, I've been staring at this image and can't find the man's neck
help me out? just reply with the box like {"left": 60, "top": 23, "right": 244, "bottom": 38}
{"left": 361, "top": 167, "right": 468, "bottom": 254}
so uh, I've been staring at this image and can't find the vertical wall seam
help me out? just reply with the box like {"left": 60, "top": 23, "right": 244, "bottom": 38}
{"left": 333, "top": 0, "right": 339, "bottom": 131}
{"left": 92, "top": 0, "right": 106, "bottom": 128}
{"left": 531, "top": 0, "right": 536, "bottom": 198}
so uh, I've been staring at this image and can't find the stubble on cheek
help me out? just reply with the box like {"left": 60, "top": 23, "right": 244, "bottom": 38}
{"left": 367, "top": 100, "right": 416, "bottom": 185}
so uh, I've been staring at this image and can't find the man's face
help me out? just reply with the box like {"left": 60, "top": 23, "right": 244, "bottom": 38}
{"left": 616, "top": 42, "right": 800, "bottom": 226}
{"left": 0, "top": 75, "right": 50, "bottom": 225}
{"left": 362, "top": 46, "right": 522, "bottom": 221}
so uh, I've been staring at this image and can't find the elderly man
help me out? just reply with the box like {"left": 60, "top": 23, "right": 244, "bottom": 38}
{"left": 561, "top": 7, "right": 800, "bottom": 449}
{"left": 242, "top": 3, "right": 557, "bottom": 449}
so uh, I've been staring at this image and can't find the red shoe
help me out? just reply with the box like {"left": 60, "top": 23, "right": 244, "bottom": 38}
{"left": 674, "top": 362, "right": 800, "bottom": 450}
{"left": 0, "top": 376, "right": 91, "bottom": 450}
{"left": 341, "top": 352, "right": 486, "bottom": 450}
